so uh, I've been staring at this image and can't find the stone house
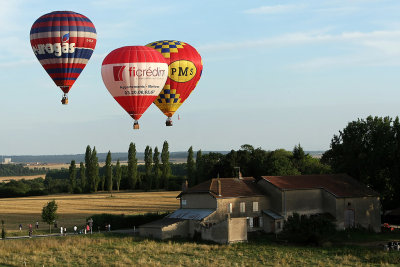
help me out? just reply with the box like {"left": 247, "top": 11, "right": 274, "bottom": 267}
{"left": 258, "top": 174, "right": 381, "bottom": 232}
{"left": 140, "top": 174, "right": 381, "bottom": 243}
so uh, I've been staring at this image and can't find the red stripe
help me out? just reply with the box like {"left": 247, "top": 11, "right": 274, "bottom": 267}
{"left": 49, "top": 73, "right": 81, "bottom": 79}
{"left": 43, "top": 63, "right": 87, "bottom": 69}
{"left": 31, "top": 21, "right": 95, "bottom": 29}
{"left": 54, "top": 80, "right": 75, "bottom": 90}
{"left": 40, "top": 14, "right": 88, "bottom": 19}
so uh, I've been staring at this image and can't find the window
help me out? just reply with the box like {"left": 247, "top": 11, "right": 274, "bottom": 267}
{"left": 253, "top": 202, "right": 258, "bottom": 212}
{"left": 248, "top": 217, "right": 253, "bottom": 228}
{"left": 228, "top": 203, "right": 232, "bottom": 214}
{"left": 240, "top": 202, "right": 245, "bottom": 213}
{"left": 182, "top": 200, "right": 187, "bottom": 206}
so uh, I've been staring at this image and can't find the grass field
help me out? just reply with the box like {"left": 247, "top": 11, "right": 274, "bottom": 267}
{"left": 0, "top": 191, "right": 180, "bottom": 232}
{"left": 0, "top": 234, "right": 399, "bottom": 266}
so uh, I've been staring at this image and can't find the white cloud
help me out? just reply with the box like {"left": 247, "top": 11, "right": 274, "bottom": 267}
{"left": 244, "top": 5, "right": 297, "bottom": 14}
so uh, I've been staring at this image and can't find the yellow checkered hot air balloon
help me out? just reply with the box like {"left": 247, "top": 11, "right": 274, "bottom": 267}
{"left": 146, "top": 40, "right": 203, "bottom": 126}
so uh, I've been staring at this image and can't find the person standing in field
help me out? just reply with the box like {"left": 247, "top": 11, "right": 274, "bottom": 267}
{"left": 19, "top": 224, "right": 22, "bottom": 231}
{"left": 73, "top": 225, "right": 77, "bottom": 234}
{"left": 28, "top": 224, "right": 33, "bottom": 237}
{"left": 35, "top": 221, "right": 39, "bottom": 229}
{"left": 60, "top": 226, "right": 63, "bottom": 235}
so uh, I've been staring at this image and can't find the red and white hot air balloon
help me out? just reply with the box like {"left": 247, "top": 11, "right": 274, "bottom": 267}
{"left": 101, "top": 46, "right": 168, "bottom": 129}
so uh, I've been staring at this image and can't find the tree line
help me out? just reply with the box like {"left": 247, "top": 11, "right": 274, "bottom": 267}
{"left": 0, "top": 164, "right": 46, "bottom": 176}
{"left": 65, "top": 141, "right": 180, "bottom": 193}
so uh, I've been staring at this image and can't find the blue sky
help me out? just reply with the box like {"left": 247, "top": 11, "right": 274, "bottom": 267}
{"left": 1, "top": 0, "right": 400, "bottom": 155}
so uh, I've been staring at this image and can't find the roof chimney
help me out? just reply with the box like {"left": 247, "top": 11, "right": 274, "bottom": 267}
{"left": 182, "top": 180, "right": 188, "bottom": 192}
{"left": 218, "top": 179, "right": 222, "bottom": 196}
{"left": 234, "top": 167, "right": 242, "bottom": 179}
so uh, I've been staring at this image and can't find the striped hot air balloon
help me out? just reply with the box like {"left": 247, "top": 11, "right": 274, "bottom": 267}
{"left": 30, "top": 11, "right": 97, "bottom": 104}
{"left": 146, "top": 40, "right": 203, "bottom": 126}
{"left": 101, "top": 46, "right": 168, "bottom": 130}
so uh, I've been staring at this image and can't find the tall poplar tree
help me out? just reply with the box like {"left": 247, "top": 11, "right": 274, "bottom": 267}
{"left": 68, "top": 160, "right": 76, "bottom": 193}
{"left": 144, "top": 146, "right": 153, "bottom": 190}
{"left": 187, "top": 146, "right": 195, "bottom": 186}
{"left": 153, "top": 147, "right": 161, "bottom": 189}
{"left": 79, "top": 162, "right": 87, "bottom": 193}
{"left": 127, "top": 142, "right": 138, "bottom": 189}
{"left": 196, "top": 150, "right": 203, "bottom": 184}
{"left": 85, "top": 145, "right": 92, "bottom": 192}
{"left": 105, "top": 151, "right": 113, "bottom": 192}
{"left": 161, "top": 141, "right": 171, "bottom": 189}
{"left": 90, "top": 147, "right": 100, "bottom": 192}
{"left": 115, "top": 159, "right": 122, "bottom": 191}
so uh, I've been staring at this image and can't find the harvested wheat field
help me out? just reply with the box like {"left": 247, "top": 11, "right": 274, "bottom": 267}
{"left": 0, "top": 191, "right": 179, "bottom": 231}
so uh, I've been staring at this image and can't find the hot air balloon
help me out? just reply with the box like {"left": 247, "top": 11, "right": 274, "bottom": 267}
{"left": 101, "top": 46, "right": 168, "bottom": 130}
{"left": 30, "top": 11, "right": 97, "bottom": 104}
{"left": 146, "top": 40, "right": 203, "bottom": 126}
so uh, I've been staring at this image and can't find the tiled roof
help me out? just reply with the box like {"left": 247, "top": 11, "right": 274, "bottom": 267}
{"left": 178, "top": 177, "right": 264, "bottom": 198}
{"left": 261, "top": 174, "right": 379, "bottom": 198}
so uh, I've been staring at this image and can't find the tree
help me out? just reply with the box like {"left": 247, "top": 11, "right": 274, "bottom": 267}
{"left": 161, "top": 141, "right": 171, "bottom": 189}
{"left": 115, "top": 159, "right": 122, "bottom": 191}
{"left": 187, "top": 146, "right": 196, "bottom": 186}
{"left": 322, "top": 116, "right": 399, "bottom": 209}
{"left": 85, "top": 145, "right": 92, "bottom": 192}
{"left": 144, "top": 146, "right": 153, "bottom": 190}
{"left": 41, "top": 200, "right": 58, "bottom": 233}
{"left": 153, "top": 147, "right": 161, "bottom": 189}
{"left": 105, "top": 151, "right": 113, "bottom": 192}
{"left": 195, "top": 150, "right": 203, "bottom": 184}
{"left": 79, "top": 162, "right": 87, "bottom": 193}
{"left": 68, "top": 160, "right": 76, "bottom": 193}
{"left": 127, "top": 142, "right": 138, "bottom": 189}
{"left": 90, "top": 147, "right": 100, "bottom": 192}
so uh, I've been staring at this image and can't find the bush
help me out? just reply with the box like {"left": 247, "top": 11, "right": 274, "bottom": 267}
{"left": 279, "top": 213, "right": 336, "bottom": 245}
{"left": 87, "top": 212, "right": 170, "bottom": 230}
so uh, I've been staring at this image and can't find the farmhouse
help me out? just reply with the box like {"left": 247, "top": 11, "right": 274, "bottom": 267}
{"left": 139, "top": 174, "right": 381, "bottom": 244}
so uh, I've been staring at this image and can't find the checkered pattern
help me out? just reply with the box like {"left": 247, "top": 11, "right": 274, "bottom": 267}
{"left": 156, "top": 85, "right": 181, "bottom": 104}
{"left": 147, "top": 40, "right": 185, "bottom": 58}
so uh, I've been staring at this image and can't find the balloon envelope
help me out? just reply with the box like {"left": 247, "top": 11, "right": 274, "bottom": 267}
{"left": 146, "top": 40, "right": 203, "bottom": 119}
{"left": 101, "top": 46, "right": 168, "bottom": 122}
{"left": 30, "top": 11, "right": 97, "bottom": 95}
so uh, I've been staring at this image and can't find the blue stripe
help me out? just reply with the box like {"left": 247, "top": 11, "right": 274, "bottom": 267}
{"left": 30, "top": 26, "right": 96, "bottom": 34}
{"left": 53, "top": 77, "right": 77, "bottom": 81}
{"left": 46, "top": 68, "right": 83, "bottom": 74}
{"left": 35, "top": 48, "right": 94, "bottom": 60}
{"left": 34, "top": 17, "right": 93, "bottom": 23}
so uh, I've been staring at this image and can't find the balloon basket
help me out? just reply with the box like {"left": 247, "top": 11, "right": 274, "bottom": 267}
{"left": 166, "top": 120, "right": 173, "bottom": 126}
{"left": 61, "top": 97, "right": 68, "bottom": 105}
{"left": 133, "top": 122, "right": 140, "bottom": 130}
